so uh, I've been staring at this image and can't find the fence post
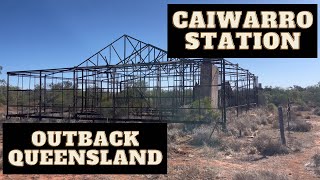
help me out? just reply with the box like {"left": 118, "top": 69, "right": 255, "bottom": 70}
{"left": 278, "top": 106, "right": 286, "bottom": 145}
{"left": 287, "top": 98, "right": 291, "bottom": 132}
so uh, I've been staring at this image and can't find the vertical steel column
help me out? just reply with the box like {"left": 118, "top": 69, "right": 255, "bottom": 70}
{"left": 21, "top": 76, "right": 24, "bottom": 115}
{"left": 85, "top": 70, "right": 88, "bottom": 112}
{"left": 139, "top": 65, "right": 142, "bottom": 118}
{"left": 81, "top": 69, "right": 84, "bottom": 112}
{"left": 112, "top": 68, "right": 116, "bottom": 119}
{"left": 34, "top": 77, "right": 36, "bottom": 113}
{"left": 253, "top": 75, "right": 256, "bottom": 106}
{"left": 126, "top": 66, "right": 129, "bottom": 119}
{"left": 93, "top": 71, "right": 97, "bottom": 110}
{"left": 28, "top": 73, "right": 31, "bottom": 116}
{"left": 73, "top": 69, "right": 76, "bottom": 116}
{"left": 61, "top": 72, "right": 64, "bottom": 119}
{"left": 16, "top": 75, "right": 19, "bottom": 115}
{"left": 182, "top": 61, "right": 185, "bottom": 105}
{"left": 256, "top": 76, "right": 259, "bottom": 106}
{"left": 100, "top": 80, "right": 103, "bottom": 116}
{"left": 6, "top": 74, "right": 9, "bottom": 118}
{"left": 159, "top": 64, "right": 162, "bottom": 121}
{"left": 192, "top": 64, "right": 195, "bottom": 101}
{"left": 124, "top": 35, "right": 126, "bottom": 62}
{"left": 43, "top": 75, "right": 46, "bottom": 113}
{"left": 236, "top": 64, "right": 239, "bottom": 117}
{"left": 39, "top": 71, "right": 42, "bottom": 120}
{"left": 246, "top": 70, "right": 249, "bottom": 111}
{"left": 248, "top": 72, "right": 251, "bottom": 110}
{"left": 222, "top": 59, "right": 227, "bottom": 131}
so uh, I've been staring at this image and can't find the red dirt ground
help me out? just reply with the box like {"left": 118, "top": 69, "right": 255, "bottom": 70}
{"left": 0, "top": 107, "right": 319, "bottom": 179}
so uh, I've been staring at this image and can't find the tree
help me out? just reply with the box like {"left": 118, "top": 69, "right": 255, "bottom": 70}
{"left": 0, "top": 66, "right": 5, "bottom": 85}
{"left": 0, "top": 66, "right": 6, "bottom": 105}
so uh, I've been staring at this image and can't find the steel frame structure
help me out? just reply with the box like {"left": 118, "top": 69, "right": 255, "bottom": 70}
{"left": 6, "top": 35, "right": 258, "bottom": 127}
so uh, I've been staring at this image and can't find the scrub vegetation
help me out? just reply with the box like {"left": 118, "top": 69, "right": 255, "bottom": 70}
{"left": 1, "top": 65, "right": 320, "bottom": 179}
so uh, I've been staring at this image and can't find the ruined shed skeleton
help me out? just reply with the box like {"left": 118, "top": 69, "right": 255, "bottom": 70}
{"left": 6, "top": 35, "right": 258, "bottom": 127}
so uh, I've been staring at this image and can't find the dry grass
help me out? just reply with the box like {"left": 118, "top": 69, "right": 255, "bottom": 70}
{"left": 313, "top": 107, "right": 320, "bottom": 116}
{"left": 288, "top": 119, "right": 312, "bottom": 132}
{"left": 0, "top": 149, "right": 2, "bottom": 170}
{"left": 233, "top": 170, "right": 288, "bottom": 180}
{"left": 308, "top": 153, "right": 320, "bottom": 176}
{"left": 172, "top": 165, "right": 218, "bottom": 180}
{"left": 253, "top": 133, "right": 289, "bottom": 156}
{"left": 228, "top": 108, "right": 276, "bottom": 137}
{"left": 188, "top": 126, "right": 223, "bottom": 148}
{"left": 167, "top": 124, "right": 188, "bottom": 156}
{"left": 312, "top": 154, "right": 320, "bottom": 167}
{"left": 296, "top": 104, "right": 312, "bottom": 111}
{"left": 168, "top": 126, "right": 184, "bottom": 144}
{"left": 142, "top": 165, "right": 219, "bottom": 180}
{"left": 224, "top": 138, "right": 243, "bottom": 152}
{"left": 187, "top": 108, "right": 290, "bottom": 157}
{"left": 266, "top": 103, "right": 277, "bottom": 113}
{"left": 197, "top": 144, "right": 219, "bottom": 158}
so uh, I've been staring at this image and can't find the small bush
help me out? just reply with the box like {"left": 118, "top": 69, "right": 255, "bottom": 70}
{"left": 296, "top": 103, "right": 311, "bottom": 111}
{"left": 224, "top": 138, "right": 243, "bottom": 152}
{"left": 183, "top": 123, "right": 200, "bottom": 132}
{"left": 0, "top": 149, "right": 2, "bottom": 170}
{"left": 288, "top": 120, "right": 312, "bottom": 132}
{"left": 188, "top": 127, "right": 223, "bottom": 148}
{"left": 313, "top": 107, "right": 320, "bottom": 116}
{"left": 272, "top": 120, "right": 279, "bottom": 129}
{"left": 289, "top": 139, "right": 303, "bottom": 152}
{"left": 178, "top": 165, "right": 201, "bottom": 180}
{"left": 151, "top": 165, "right": 218, "bottom": 180}
{"left": 233, "top": 116, "right": 257, "bottom": 137}
{"left": 259, "top": 116, "right": 268, "bottom": 125}
{"left": 168, "top": 127, "right": 184, "bottom": 144}
{"left": 253, "top": 134, "right": 289, "bottom": 156}
{"left": 266, "top": 115, "right": 276, "bottom": 124}
{"left": 312, "top": 154, "right": 320, "bottom": 167}
{"left": 267, "top": 103, "right": 277, "bottom": 113}
{"left": 198, "top": 145, "right": 219, "bottom": 158}
{"left": 174, "top": 165, "right": 219, "bottom": 180}
{"left": 233, "top": 170, "right": 288, "bottom": 180}
{"left": 307, "top": 153, "right": 320, "bottom": 176}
